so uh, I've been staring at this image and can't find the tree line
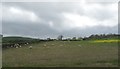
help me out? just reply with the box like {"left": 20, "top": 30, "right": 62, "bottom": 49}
{"left": 1, "top": 33, "right": 119, "bottom": 49}
{"left": 49, "top": 34, "right": 119, "bottom": 41}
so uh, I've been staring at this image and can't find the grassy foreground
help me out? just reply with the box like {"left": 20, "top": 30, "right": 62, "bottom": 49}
{"left": 3, "top": 40, "right": 118, "bottom": 67}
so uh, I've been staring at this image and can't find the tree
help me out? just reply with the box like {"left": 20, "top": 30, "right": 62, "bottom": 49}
{"left": 57, "top": 35, "right": 63, "bottom": 40}
{"left": 72, "top": 37, "right": 76, "bottom": 41}
{"left": 47, "top": 38, "right": 51, "bottom": 41}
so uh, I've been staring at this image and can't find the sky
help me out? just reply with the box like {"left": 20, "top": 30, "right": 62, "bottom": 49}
{"left": 1, "top": 0, "right": 119, "bottom": 38}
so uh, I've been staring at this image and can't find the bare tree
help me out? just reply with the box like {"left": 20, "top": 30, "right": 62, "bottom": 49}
{"left": 57, "top": 35, "right": 63, "bottom": 40}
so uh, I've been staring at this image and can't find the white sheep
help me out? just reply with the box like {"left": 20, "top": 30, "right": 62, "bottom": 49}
{"left": 26, "top": 43, "right": 29, "bottom": 44}
{"left": 19, "top": 45, "right": 21, "bottom": 48}
{"left": 29, "top": 46, "right": 32, "bottom": 49}
{"left": 14, "top": 44, "right": 19, "bottom": 48}
{"left": 16, "top": 46, "right": 18, "bottom": 48}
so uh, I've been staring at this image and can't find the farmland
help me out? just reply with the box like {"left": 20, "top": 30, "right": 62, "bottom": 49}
{"left": 2, "top": 39, "right": 118, "bottom": 67}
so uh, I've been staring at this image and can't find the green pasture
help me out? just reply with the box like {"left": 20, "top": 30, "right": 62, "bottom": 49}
{"left": 2, "top": 40, "right": 118, "bottom": 67}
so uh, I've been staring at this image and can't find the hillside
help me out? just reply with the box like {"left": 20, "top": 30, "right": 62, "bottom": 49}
{"left": 2, "top": 36, "right": 41, "bottom": 48}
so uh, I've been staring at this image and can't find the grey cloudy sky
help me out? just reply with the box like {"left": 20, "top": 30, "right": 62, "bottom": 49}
{"left": 1, "top": 0, "right": 119, "bottom": 38}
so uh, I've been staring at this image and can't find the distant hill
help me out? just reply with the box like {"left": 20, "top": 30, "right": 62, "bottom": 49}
{"left": 3, "top": 36, "right": 40, "bottom": 44}
{"left": 2, "top": 36, "right": 41, "bottom": 48}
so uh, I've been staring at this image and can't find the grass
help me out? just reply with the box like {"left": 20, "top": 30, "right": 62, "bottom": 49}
{"left": 2, "top": 40, "right": 118, "bottom": 67}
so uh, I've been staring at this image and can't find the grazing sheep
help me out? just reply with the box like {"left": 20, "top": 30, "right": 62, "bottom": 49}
{"left": 19, "top": 45, "right": 21, "bottom": 48}
{"left": 13, "top": 44, "right": 21, "bottom": 48}
{"left": 16, "top": 46, "right": 18, "bottom": 48}
{"left": 26, "top": 43, "right": 29, "bottom": 44}
{"left": 29, "top": 46, "right": 32, "bottom": 49}
{"left": 14, "top": 44, "right": 18, "bottom": 48}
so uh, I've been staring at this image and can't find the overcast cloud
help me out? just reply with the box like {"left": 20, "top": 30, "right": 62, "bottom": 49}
{"left": 1, "top": 0, "right": 119, "bottom": 38}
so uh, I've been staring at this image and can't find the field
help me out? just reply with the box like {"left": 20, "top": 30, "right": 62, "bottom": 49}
{"left": 2, "top": 40, "right": 118, "bottom": 67}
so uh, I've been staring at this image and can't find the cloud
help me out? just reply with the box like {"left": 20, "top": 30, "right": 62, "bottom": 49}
{"left": 2, "top": 2, "right": 118, "bottom": 38}
{"left": 2, "top": 5, "right": 41, "bottom": 24}
{"left": 1, "top": 0, "right": 119, "bottom": 2}
{"left": 3, "top": 22, "right": 118, "bottom": 38}
{"left": 60, "top": 11, "right": 117, "bottom": 31}
{"left": 62, "top": 12, "right": 97, "bottom": 29}
{"left": 48, "top": 21, "right": 54, "bottom": 27}
{"left": 0, "top": 3, "right": 2, "bottom": 34}
{"left": 80, "top": 2, "right": 118, "bottom": 21}
{"left": 45, "top": 2, "right": 118, "bottom": 31}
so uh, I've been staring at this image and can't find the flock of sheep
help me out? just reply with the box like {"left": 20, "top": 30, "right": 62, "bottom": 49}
{"left": 6, "top": 41, "right": 82, "bottom": 49}
{"left": 7, "top": 43, "right": 33, "bottom": 49}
